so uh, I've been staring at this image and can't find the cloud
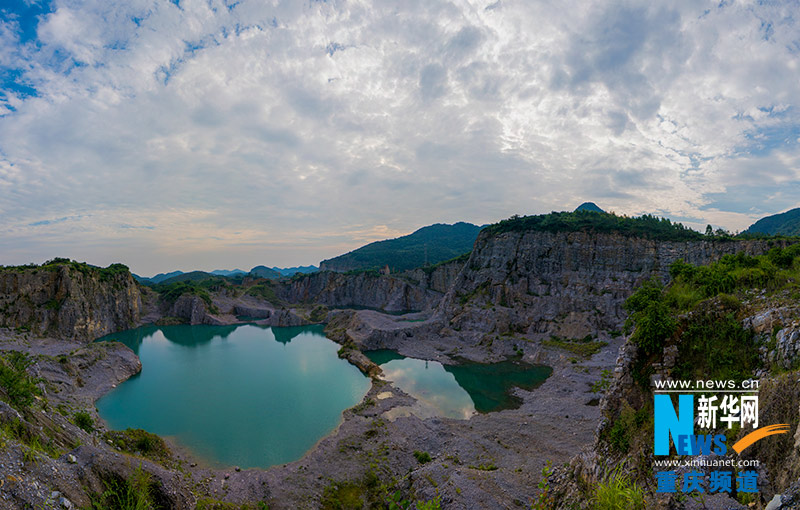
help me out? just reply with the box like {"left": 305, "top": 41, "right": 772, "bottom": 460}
{"left": 0, "top": 0, "right": 799, "bottom": 274}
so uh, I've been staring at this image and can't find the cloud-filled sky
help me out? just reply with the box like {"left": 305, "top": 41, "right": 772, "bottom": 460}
{"left": 1, "top": 0, "right": 800, "bottom": 276}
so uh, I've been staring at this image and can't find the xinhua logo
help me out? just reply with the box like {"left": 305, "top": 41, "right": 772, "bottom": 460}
{"left": 651, "top": 381, "right": 789, "bottom": 494}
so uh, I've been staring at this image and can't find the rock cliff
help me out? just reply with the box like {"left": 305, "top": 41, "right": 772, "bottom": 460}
{"left": 0, "top": 264, "right": 141, "bottom": 342}
{"left": 275, "top": 271, "right": 443, "bottom": 312}
{"left": 399, "top": 257, "right": 464, "bottom": 295}
{"left": 437, "top": 231, "right": 786, "bottom": 341}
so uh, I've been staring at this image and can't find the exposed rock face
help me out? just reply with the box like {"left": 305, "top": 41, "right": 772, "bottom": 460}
{"left": 437, "top": 231, "right": 787, "bottom": 341}
{"left": 275, "top": 271, "right": 442, "bottom": 312}
{"left": 233, "top": 304, "right": 271, "bottom": 318}
{"left": 267, "top": 308, "right": 312, "bottom": 327}
{"left": 0, "top": 265, "right": 141, "bottom": 342}
{"left": 163, "top": 295, "right": 210, "bottom": 324}
{"left": 399, "top": 258, "right": 464, "bottom": 294}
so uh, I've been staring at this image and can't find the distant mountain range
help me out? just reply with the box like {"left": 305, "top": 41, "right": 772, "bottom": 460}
{"left": 745, "top": 207, "right": 800, "bottom": 236}
{"left": 132, "top": 204, "right": 798, "bottom": 286}
{"left": 133, "top": 265, "right": 318, "bottom": 285}
{"left": 319, "top": 222, "right": 483, "bottom": 273}
{"left": 209, "top": 269, "right": 246, "bottom": 277}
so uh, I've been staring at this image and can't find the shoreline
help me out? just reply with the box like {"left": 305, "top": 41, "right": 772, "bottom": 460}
{"left": 0, "top": 317, "right": 622, "bottom": 508}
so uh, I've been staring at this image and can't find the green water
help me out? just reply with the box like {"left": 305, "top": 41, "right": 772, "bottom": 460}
{"left": 96, "top": 324, "right": 370, "bottom": 469}
{"left": 365, "top": 350, "right": 552, "bottom": 417}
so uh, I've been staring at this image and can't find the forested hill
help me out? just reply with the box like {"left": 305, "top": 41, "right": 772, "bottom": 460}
{"left": 319, "top": 222, "right": 482, "bottom": 273}
{"left": 745, "top": 207, "right": 800, "bottom": 236}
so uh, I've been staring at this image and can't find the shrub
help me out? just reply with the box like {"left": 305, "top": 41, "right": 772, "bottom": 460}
{"left": 74, "top": 411, "right": 95, "bottom": 433}
{"left": 591, "top": 369, "right": 613, "bottom": 394}
{"left": 413, "top": 450, "right": 432, "bottom": 464}
{"left": 0, "top": 351, "right": 42, "bottom": 409}
{"left": 672, "top": 310, "right": 758, "bottom": 382}
{"left": 624, "top": 278, "right": 675, "bottom": 355}
{"left": 532, "top": 461, "right": 554, "bottom": 510}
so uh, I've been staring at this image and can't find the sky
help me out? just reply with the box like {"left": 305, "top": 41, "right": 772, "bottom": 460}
{"left": 1, "top": 0, "right": 800, "bottom": 276}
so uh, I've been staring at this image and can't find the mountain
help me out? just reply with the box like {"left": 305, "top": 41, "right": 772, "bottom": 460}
{"left": 745, "top": 207, "right": 800, "bottom": 236}
{"left": 319, "top": 222, "right": 482, "bottom": 273}
{"left": 158, "top": 271, "right": 220, "bottom": 285}
{"left": 133, "top": 270, "right": 184, "bottom": 285}
{"left": 249, "top": 265, "right": 283, "bottom": 279}
{"left": 210, "top": 269, "right": 247, "bottom": 277}
{"left": 133, "top": 265, "right": 310, "bottom": 284}
{"left": 271, "top": 265, "right": 318, "bottom": 276}
{"left": 574, "top": 202, "right": 605, "bottom": 213}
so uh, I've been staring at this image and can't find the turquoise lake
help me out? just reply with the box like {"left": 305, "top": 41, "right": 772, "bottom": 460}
{"left": 95, "top": 324, "right": 370, "bottom": 469}
{"left": 364, "top": 350, "right": 552, "bottom": 418}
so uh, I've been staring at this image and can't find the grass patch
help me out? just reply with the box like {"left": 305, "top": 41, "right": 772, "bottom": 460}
{"left": 468, "top": 462, "right": 498, "bottom": 471}
{"left": 196, "top": 499, "right": 269, "bottom": 510}
{"left": 541, "top": 335, "right": 607, "bottom": 358}
{"left": 321, "top": 480, "right": 364, "bottom": 510}
{"left": 351, "top": 398, "right": 376, "bottom": 414}
{"left": 103, "top": 429, "right": 171, "bottom": 463}
{"left": 89, "top": 465, "right": 164, "bottom": 510}
{"left": 592, "top": 466, "right": 645, "bottom": 510}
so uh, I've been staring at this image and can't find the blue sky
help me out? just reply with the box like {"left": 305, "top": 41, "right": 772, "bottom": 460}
{"left": 1, "top": 0, "right": 800, "bottom": 276}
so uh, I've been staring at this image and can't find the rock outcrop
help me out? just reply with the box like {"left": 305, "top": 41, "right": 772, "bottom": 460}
{"left": 399, "top": 257, "right": 464, "bottom": 295}
{"left": 275, "top": 271, "right": 442, "bottom": 312}
{"left": 0, "top": 264, "right": 141, "bottom": 342}
{"left": 437, "top": 231, "right": 788, "bottom": 341}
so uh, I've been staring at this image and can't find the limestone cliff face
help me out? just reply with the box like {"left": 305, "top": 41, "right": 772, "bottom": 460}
{"left": 399, "top": 258, "right": 464, "bottom": 295}
{"left": 0, "top": 265, "right": 141, "bottom": 342}
{"left": 438, "top": 231, "right": 785, "bottom": 340}
{"left": 275, "top": 271, "right": 442, "bottom": 312}
{"left": 162, "top": 295, "right": 220, "bottom": 325}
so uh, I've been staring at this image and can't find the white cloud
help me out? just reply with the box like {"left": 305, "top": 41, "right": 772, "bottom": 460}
{"left": 0, "top": 0, "right": 799, "bottom": 274}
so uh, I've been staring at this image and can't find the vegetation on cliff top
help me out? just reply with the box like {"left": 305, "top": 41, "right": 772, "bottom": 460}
{"left": 485, "top": 210, "right": 707, "bottom": 240}
{"left": 0, "top": 258, "right": 130, "bottom": 281}
{"left": 153, "top": 280, "right": 216, "bottom": 310}
{"left": 485, "top": 209, "right": 800, "bottom": 243}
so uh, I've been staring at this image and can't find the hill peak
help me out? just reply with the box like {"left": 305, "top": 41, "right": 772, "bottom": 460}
{"left": 574, "top": 202, "right": 605, "bottom": 213}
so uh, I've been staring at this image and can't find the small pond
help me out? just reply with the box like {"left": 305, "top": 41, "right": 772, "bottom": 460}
{"left": 364, "top": 350, "right": 552, "bottom": 419}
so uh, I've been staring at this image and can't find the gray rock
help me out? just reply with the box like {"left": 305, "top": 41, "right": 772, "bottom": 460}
{"left": 0, "top": 264, "right": 142, "bottom": 341}
{"left": 766, "top": 494, "right": 783, "bottom": 510}
{"left": 276, "top": 271, "right": 442, "bottom": 312}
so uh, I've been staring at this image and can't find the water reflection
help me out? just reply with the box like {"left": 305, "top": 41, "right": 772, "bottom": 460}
{"left": 95, "top": 324, "right": 369, "bottom": 469}
{"left": 365, "top": 350, "right": 552, "bottom": 417}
